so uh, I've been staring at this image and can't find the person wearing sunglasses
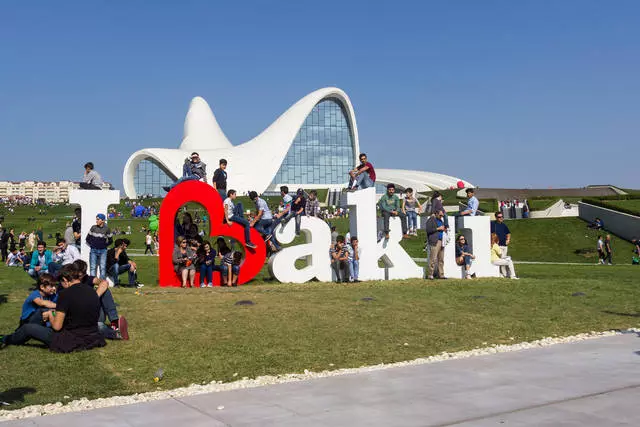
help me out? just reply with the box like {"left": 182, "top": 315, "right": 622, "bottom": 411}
{"left": 455, "top": 235, "right": 476, "bottom": 279}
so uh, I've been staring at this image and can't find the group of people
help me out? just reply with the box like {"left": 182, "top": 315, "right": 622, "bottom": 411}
{"left": 423, "top": 187, "right": 518, "bottom": 280}
{"left": 1, "top": 259, "right": 129, "bottom": 351}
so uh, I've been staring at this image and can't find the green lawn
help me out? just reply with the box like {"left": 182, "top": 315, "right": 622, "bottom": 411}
{"left": 1, "top": 205, "right": 639, "bottom": 410}
{"left": 601, "top": 199, "right": 640, "bottom": 216}
{"left": 1, "top": 263, "right": 639, "bottom": 409}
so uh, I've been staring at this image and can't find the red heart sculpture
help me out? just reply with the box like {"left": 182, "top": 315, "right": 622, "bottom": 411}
{"left": 158, "top": 180, "right": 266, "bottom": 287}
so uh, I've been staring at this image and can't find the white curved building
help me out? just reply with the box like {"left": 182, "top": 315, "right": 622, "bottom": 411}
{"left": 123, "top": 87, "right": 472, "bottom": 198}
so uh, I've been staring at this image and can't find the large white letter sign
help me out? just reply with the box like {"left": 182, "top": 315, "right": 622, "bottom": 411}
{"left": 346, "top": 188, "right": 423, "bottom": 281}
{"left": 69, "top": 190, "right": 120, "bottom": 265}
{"left": 269, "top": 216, "right": 332, "bottom": 283}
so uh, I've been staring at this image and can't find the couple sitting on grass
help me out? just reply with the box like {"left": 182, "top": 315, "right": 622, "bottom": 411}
{"left": 1, "top": 260, "right": 129, "bottom": 352}
{"left": 172, "top": 236, "right": 242, "bottom": 288}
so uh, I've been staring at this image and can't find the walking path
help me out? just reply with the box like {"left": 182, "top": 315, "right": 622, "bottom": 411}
{"left": 3, "top": 333, "right": 639, "bottom": 426}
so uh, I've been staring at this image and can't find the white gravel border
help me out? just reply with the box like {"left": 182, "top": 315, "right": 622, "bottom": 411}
{"left": 2, "top": 329, "right": 637, "bottom": 421}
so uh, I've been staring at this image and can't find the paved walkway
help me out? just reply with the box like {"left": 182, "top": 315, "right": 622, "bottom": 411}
{"left": 4, "top": 334, "right": 639, "bottom": 426}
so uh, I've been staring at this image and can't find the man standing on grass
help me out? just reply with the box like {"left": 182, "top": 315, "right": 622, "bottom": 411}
{"left": 491, "top": 211, "right": 511, "bottom": 276}
{"left": 426, "top": 209, "right": 446, "bottom": 279}
{"left": 604, "top": 234, "right": 613, "bottom": 265}
{"left": 86, "top": 214, "right": 112, "bottom": 279}
{"left": 460, "top": 188, "right": 479, "bottom": 216}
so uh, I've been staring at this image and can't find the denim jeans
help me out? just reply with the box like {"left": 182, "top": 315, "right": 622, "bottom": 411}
{"left": 97, "top": 309, "right": 118, "bottom": 339}
{"left": 99, "top": 289, "right": 119, "bottom": 323}
{"left": 349, "top": 259, "right": 359, "bottom": 281}
{"left": 199, "top": 263, "right": 219, "bottom": 284}
{"left": 230, "top": 215, "right": 253, "bottom": 244}
{"left": 169, "top": 175, "right": 199, "bottom": 190}
{"left": 48, "top": 262, "right": 63, "bottom": 277}
{"left": 381, "top": 211, "right": 408, "bottom": 235}
{"left": 332, "top": 260, "right": 349, "bottom": 282}
{"left": 217, "top": 189, "right": 227, "bottom": 202}
{"left": 90, "top": 248, "right": 107, "bottom": 279}
{"left": 3, "top": 323, "right": 53, "bottom": 346}
{"left": 110, "top": 263, "right": 137, "bottom": 286}
{"left": 27, "top": 268, "right": 48, "bottom": 279}
{"left": 406, "top": 211, "right": 418, "bottom": 230}
{"left": 349, "top": 171, "right": 374, "bottom": 189}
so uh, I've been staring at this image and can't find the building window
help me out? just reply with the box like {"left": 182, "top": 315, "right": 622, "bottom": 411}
{"left": 133, "top": 158, "right": 174, "bottom": 198}
{"left": 272, "top": 98, "right": 355, "bottom": 186}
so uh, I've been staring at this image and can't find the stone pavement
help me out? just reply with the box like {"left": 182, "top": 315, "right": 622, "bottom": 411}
{"left": 4, "top": 334, "right": 639, "bottom": 426}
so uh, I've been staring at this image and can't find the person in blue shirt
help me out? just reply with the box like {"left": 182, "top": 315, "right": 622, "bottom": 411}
{"left": 460, "top": 188, "right": 479, "bottom": 216}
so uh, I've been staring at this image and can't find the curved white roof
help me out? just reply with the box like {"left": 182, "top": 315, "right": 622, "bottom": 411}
{"left": 122, "top": 87, "right": 471, "bottom": 198}
{"left": 375, "top": 169, "right": 473, "bottom": 193}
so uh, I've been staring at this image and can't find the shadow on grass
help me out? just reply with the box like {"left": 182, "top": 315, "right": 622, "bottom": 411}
{"left": 602, "top": 310, "right": 640, "bottom": 318}
{"left": 0, "top": 294, "right": 7, "bottom": 305}
{"left": 0, "top": 387, "right": 36, "bottom": 404}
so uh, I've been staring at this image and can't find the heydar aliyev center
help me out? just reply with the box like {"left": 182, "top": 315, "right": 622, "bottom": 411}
{"left": 123, "top": 87, "right": 472, "bottom": 198}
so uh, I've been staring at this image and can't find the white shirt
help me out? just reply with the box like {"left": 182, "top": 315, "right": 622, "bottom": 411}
{"left": 223, "top": 198, "right": 235, "bottom": 221}
{"left": 56, "top": 244, "right": 81, "bottom": 265}
{"left": 146, "top": 235, "right": 153, "bottom": 245}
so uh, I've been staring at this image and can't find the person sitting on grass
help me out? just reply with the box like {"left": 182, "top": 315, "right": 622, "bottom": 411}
{"left": 28, "top": 241, "right": 53, "bottom": 279}
{"left": 455, "top": 235, "right": 476, "bottom": 279}
{"left": 197, "top": 241, "right": 218, "bottom": 288}
{"left": 21, "top": 274, "right": 58, "bottom": 325}
{"left": 73, "top": 260, "right": 128, "bottom": 340}
{"left": 587, "top": 217, "right": 604, "bottom": 230}
{"left": 330, "top": 235, "right": 350, "bottom": 283}
{"left": 173, "top": 236, "right": 197, "bottom": 288}
{"left": 223, "top": 189, "right": 257, "bottom": 249}
{"left": 6, "top": 248, "right": 23, "bottom": 267}
{"left": 107, "top": 239, "right": 139, "bottom": 288}
{"left": 1, "top": 264, "right": 108, "bottom": 352}
{"left": 1, "top": 274, "right": 57, "bottom": 349}
{"left": 48, "top": 238, "right": 81, "bottom": 277}
{"left": 490, "top": 233, "right": 519, "bottom": 279}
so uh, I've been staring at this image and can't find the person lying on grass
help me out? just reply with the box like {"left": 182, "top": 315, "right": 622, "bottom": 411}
{"left": 73, "top": 259, "right": 129, "bottom": 340}
{"left": 1, "top": 264, "right": 107, "bottom": 352}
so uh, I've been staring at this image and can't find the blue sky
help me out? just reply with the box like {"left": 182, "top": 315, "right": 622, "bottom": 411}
{"left": 1, "top": 1, "right": 638, "bottom": 190}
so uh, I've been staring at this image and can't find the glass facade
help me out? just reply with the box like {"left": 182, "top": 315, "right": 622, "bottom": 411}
{"left": 272, "top": 98, "right": 355, "bottom": 186}
{"left": 133, "top": 158, "right": 174, "bottom": 197}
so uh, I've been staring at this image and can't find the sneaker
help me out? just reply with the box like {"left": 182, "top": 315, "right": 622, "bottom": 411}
{"left": 136, "top": 283, "right": 144, "bottom": 289}
{"left": 265, "top": 234, "right": 272, "bottom": 241}
{"left": 200, "top": 283, "right": 207, "bottom": 288}
{"left": 510, "top": 276, "right": 520, "bottom": 280}
{"left": 471, "top": 273, "right": 477, "bottom": 279}
{"left": 246, "top": 242, "right": 257, "bottom": 249}
{"left": 207, "top": 283, "right": 213, "bottom": 288}
{"left": 162, "top": 186, "right": 171, "bottom": 192}
{"left": 117, "top": 316, "right": 129, "bottom": 340}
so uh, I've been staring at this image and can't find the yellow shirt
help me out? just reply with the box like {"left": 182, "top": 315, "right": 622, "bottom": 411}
{"left": 491, "top": 243, "right": 502, "bottom": 262}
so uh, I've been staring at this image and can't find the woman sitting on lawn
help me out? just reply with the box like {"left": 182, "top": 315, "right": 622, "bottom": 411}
{"left": 197, "top": 240, "right": 217, "bottom": 288}
{"left": 173, "top": 236, "right": 196, "bottom": 288}
{"left": 490, "top": 233, "right": 519, "bottom": 279}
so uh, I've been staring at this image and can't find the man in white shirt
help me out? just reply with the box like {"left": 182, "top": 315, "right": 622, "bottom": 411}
{"left": 223, "top": 190, "right": 257, "bottom": 249}
{"left": 49, "top": 238, "right": 81, "bottom": 276}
